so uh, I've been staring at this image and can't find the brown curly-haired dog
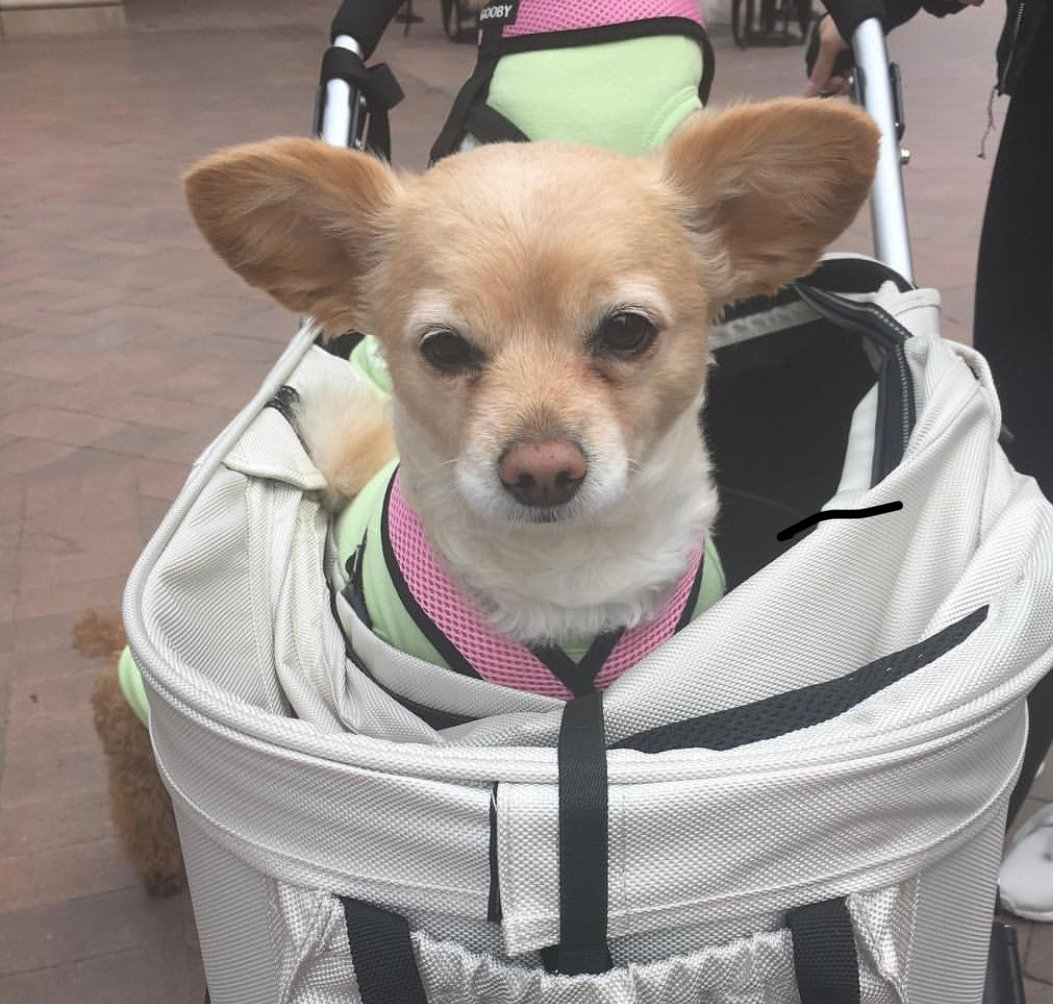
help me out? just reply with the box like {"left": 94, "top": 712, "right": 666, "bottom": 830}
{"left": 76, "top": 610, "right": 186, "bottom": 897}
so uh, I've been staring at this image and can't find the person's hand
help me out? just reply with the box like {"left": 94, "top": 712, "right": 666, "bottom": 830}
{"left": 805, "top": 0, "right": 985, "bottom": 101}
{"left": 805, "top": 15, "right": 851, "bottom": 97}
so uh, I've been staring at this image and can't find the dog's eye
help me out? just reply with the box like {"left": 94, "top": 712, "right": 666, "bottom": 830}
{"left": 420, "top": 329, "right": 484, "bottom": 375}
{"left": 594, "top": 312, "right": 658, "bottom": 359}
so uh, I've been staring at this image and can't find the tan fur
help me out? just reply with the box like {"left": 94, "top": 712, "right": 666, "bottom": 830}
{"left": 311, "top": 399, "right": 397, "bottom": 509}
{"left": 184, "top": 138, "right": 401, "bottom": 335}
{"left": 370, "top": 148, "right": 714, "bottom": 486}
{"left": 183, "top": 102, "right": 878, "bottom": 517}
{"left": 660, "top": 100, "right": 881, "bottom": 302}
{"left": 87, "top": 103, "right": 878, "bottom": 892}
{"left": 77, "top": 611, "right": 185, "bottom": 897}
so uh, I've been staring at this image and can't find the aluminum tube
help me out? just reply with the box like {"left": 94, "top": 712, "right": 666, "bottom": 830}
{"left": 321, "top": 34, "right": 364, "bottom": 149}
{"left": 852, "top": 18, "right": 914, "bottom": 283}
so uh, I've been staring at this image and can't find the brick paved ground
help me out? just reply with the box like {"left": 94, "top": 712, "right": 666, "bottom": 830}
{"left": 0, "top": 0, "right": 1048, "bottom": 1001}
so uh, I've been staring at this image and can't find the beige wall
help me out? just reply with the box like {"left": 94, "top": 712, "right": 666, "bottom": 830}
{"left": 0, "top": 0, "right": 124, "bottom": 36}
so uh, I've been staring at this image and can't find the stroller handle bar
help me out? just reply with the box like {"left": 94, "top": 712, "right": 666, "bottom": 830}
{"left": 317, "top": 2, "right": 406, "bottom": 156}
{"left": 851, "top": 17, "right": 914, "bottom": 282}
{"left": 320, "top": 36, "right": 365, "bottom": 151}
{"left": 827, "top": 0, "right": 889, "bottom": 38}
{"left": 330, "top": 0, "right": 404, "bottom": 55}
{"left": 822, "top": 0, "right": 914, "bottom": 281}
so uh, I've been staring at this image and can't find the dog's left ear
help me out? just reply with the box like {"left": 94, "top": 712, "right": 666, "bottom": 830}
{"left": 661, "top": 99, "right": 879, "bottom": 306}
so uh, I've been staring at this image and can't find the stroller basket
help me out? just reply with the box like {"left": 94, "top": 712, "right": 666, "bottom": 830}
{"left": 125, "top": 251, "right": 1053, "bottom": 1004}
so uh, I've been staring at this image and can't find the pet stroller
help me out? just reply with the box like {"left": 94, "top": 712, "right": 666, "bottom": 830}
{"left": 123, "top": 2, "right": 1053, "bottom": 1002}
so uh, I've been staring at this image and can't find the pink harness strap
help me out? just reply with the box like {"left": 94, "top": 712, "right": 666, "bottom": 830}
{"left": 387, "top": 472, "right": 701, "bottom": 698}
{"left": 497, "top": 0, "right": 705, "bottom": 39}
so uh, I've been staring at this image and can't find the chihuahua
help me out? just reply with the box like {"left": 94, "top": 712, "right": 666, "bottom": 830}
{"left": 183, "top": 99, "right": 877, "bottom": 692}
{"left": 183, "top": 100, "right": 878, "bottom": 690}
{"left": 84, "top": 99, "right": 876, "bottom": 896}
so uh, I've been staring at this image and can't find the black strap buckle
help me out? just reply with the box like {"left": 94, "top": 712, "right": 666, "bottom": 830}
{"left": 315, "top": 47, "right": 404, "bottom": 158}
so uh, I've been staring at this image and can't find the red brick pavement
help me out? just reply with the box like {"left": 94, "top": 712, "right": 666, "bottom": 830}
{"left": 0, "top": 1, "right": 1047, "bottom": 1001}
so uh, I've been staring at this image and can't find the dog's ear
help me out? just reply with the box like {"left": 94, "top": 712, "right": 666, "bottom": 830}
{"left": 661, "top": 100, "right": 879, "bottom": 305}
{"left": 184, "top": 138, "right": 400, "bottom": 332}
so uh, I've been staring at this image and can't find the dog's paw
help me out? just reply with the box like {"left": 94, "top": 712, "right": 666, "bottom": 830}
{"left": 289, "top": 355, "right": 396, "bottom": 511}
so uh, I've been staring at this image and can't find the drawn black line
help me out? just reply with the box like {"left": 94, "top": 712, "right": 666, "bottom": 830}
{"left": 777, "top": 501, "right": 904, "bottom": 542}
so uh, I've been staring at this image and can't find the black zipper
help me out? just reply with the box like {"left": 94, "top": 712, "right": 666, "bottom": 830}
{"left": 999, "top": 0, "right": 1027, "bottom": 94}
{"left": 792, "top": 283, "right": 915, "bottom": 460}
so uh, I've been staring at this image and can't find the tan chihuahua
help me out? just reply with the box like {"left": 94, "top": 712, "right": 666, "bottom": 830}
{"left": 184, "top": 100, "right": 877, "bottom": 660}
{"left": 185, "top": 100, "right": 876, "bottom": 657}
{"left": 84, "top": 99, "right": 877, "bottom": 896}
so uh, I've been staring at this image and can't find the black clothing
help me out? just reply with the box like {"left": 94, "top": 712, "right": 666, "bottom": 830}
{"left": 996, "top": 0, "right": 1048, "bottom": 95}
{"left": 824, "top": 0, "right": 1048, "bottom": 91}
{"left": 973, "top": 9, "right": 1053, "bottom": 821}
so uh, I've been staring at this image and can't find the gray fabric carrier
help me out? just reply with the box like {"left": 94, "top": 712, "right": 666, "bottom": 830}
{"left": 124, "top": 257, "right": 1053, "bottom": 1004}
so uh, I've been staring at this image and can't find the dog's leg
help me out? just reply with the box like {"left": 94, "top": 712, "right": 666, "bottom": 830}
{"left": 292, "top": 361, "right": 397, "bottom": 510}
{"left": 78, "top": 612, "right": 186, "bottom": 897}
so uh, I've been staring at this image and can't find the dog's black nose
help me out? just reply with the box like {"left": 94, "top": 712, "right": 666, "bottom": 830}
{"left": 498, "top": 439, "right": 587, "bottom": 508}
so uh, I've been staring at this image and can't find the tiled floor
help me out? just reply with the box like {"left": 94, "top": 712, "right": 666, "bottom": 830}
{"left": 0, "top": 0, "right": 1048, "bottom": 1000}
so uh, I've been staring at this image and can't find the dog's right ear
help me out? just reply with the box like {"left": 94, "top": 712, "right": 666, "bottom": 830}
{"left": 184, "top": 138, "right": 400, "bottom": 332}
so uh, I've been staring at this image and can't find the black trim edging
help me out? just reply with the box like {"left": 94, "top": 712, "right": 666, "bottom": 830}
{"left": 615, "top": 606, "right": 988, "bottom": 753}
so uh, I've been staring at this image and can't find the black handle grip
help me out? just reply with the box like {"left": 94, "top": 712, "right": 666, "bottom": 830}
{"left": 330, "top": 0, "right": 405, "bottom": 57}
{"left": 822, "top": 0, "right": 888, "bottom": 38}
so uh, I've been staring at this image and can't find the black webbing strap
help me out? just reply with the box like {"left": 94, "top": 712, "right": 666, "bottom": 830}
{"left": 530, "top": 630, "right": 623, "bottom": 699}
{"left": 430, "top": 22, "right": 505, "bottom": 163}
{"left": 318, "top": 46, "right": 404, "bottom": 159}
{"left": 342, "top": 898, "right": 429, "bottom": 1004}
{"left": 545, "top": 692, "right": 613, "bottom": 975}
{"left": 488, "top": 781, "right": 503, "bottom": 922}
{"left": 699, "top": 27, "right": 716, "bottom": 105}
{"left": 787, "top": 898, "right": 861, "bottom": 1004}
{"left": 463, "top": 102, "right": 531, "bottom": 144}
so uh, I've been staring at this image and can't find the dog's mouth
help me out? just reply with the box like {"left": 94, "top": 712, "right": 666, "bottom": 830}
{"left": 458, "top": 481, "right": 595, "bottom": 527}
{"left": 510, "top": 504, "right": 577, "bottom": 525}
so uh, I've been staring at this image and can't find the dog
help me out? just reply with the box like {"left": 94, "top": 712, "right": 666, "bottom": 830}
{"left": 87, "top": 98, "right": 878, "bottom": 892}
{"left": 185, "top": 99, "right": 878, "bottom": 673}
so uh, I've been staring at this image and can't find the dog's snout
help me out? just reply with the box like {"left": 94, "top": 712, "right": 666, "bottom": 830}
{"left": 498, "top": 439, "right": 587, "bottom": 508}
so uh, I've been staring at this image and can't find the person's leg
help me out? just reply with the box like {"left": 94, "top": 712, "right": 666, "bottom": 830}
{"left": 973, "top": 17, "right": 1053, "bottom": 823}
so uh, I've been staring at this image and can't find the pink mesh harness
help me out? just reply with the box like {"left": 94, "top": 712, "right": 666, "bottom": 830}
{"left": 495, "top": 0, "right": 705, "bottom": 39}
{"left": 386, "top": 471, "right": 703, "bottom": 699}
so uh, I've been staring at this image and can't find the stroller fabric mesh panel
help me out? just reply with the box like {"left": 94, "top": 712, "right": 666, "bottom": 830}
{"left": 125, "top": 260, "right": 1053, "bottom": 1003}
{"left": 496, "top": 0, "right": 704, "bottom": 39}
